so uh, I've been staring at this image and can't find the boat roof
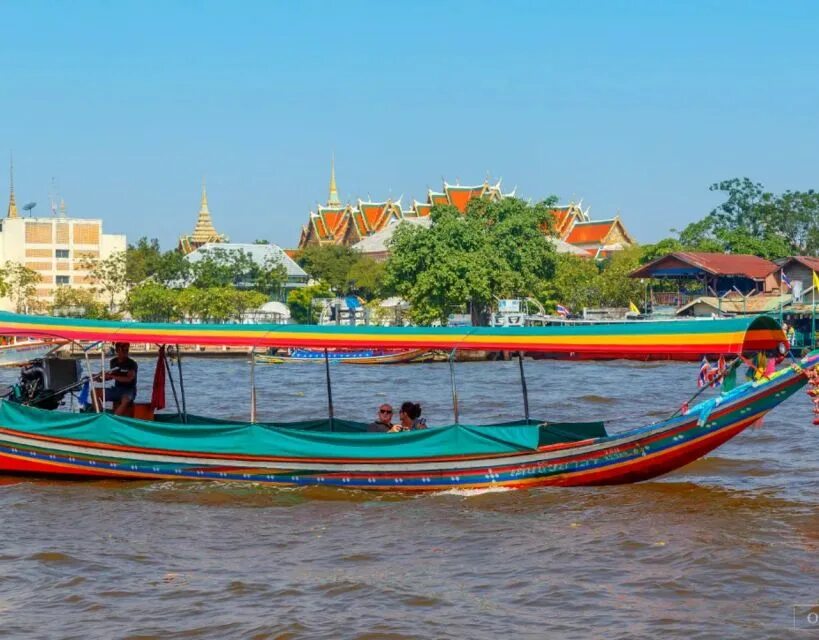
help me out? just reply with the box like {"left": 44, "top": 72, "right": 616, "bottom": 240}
{"left": 0, "top": 312, "right": 786, "bottom": 357}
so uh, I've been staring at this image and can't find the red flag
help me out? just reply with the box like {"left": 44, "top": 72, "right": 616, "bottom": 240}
{"left": 151, "top": 346, "right": 166, "bottom": 410}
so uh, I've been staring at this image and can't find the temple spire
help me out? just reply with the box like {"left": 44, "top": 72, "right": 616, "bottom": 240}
{"left": 191, "top": 179, "right": 219, "bottom": 241}
{"left": 328, "top": 154, "right": 340, "bottom": 206}
{"left": 7, "top": 155, "right": 18, "bottom": 219}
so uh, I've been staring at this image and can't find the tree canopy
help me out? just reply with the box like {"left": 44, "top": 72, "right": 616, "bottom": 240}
{"left": 384, "top": 197, "right": 558, "bottom": 325}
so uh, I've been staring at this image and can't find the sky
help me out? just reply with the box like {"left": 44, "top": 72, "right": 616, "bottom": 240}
{"left": 1, "top": 0, "right": 818, "bottom": 250}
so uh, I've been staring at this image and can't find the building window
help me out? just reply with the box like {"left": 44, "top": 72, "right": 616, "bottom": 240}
{"left": 55, "top": 249, "right": 70, "bottom": 259}
{"left": 56, "top": 276, "right": 70, "bottom": 286}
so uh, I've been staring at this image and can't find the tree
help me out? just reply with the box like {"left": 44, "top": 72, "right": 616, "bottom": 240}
{"left": 549, "top": 254, "right": 601, "bottom": 311}
{"left": 676, "top": 177, "right": 819, "bottom": 258}
{"left": 125, "top": 237, "right": 163, "bottom": 284}
{"left": 347, "top": 256, "right": 385, "bottom": 299}
{"left": 4, "top": 261, "right": 41, "bottom": 313}
{"left": 51, "top": 286, "right": 109, "bottom": 319}
{"left": 594, "top": 248, "right": 646, "bottom": 308}
{"left": 297, "top": 244, "right": 360, "bottom": 293}
{"left": 83, "top": 251, "right": 127, "bottom": 311}
{"left": 154, "top": 249, "right": 191, "bottom": 286}
{"left": 287, "top": 283, "right": 331, "bottom": 324}
{"left": 384, "top": 197, "right": 558, "bottom": 325}
{"left": 126, "top": 282, "right": 182, "bottom": 322}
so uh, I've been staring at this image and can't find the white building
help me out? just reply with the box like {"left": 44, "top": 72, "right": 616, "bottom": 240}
{"left": 0, "top": 167, "right": 126, "bottom": 311}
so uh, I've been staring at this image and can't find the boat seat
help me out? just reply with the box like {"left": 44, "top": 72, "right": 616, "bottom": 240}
{"left": 92, "top": 388, "right": 153, "bottom": 420}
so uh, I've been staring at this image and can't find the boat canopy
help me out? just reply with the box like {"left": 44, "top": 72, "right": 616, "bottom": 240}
{"left": 0, "top": 312, "right": 786, "bottom": 356}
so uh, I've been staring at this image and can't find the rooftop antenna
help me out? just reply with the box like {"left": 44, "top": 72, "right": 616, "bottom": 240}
{"left": 49, "top": 177, "right": 61, "bottom": 216}
{"left": 22, "top": 202, "right": 36, "bottom": 218}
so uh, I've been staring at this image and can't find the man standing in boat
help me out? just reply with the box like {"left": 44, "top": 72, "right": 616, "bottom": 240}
{"left": 105, "top": 342, "right": 138, "bottom": 416}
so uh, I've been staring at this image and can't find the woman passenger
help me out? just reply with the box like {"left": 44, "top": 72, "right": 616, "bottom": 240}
{"left": 390, "top": 401, "right": 427, "bottom": 431}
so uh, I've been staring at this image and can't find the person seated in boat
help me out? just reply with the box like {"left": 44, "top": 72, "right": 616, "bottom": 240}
{"left": 103, "top": 342, "right": 138, "bottom": 416}
{"left": 367, "top": 404, "right": 395, "bottom": 432}
{"left": 390, "top": 401, "right": 427, "bottom": 432}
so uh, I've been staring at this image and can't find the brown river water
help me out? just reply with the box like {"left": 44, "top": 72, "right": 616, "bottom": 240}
{"left": 0, "top": 357, "right": 817, "bottom": 639}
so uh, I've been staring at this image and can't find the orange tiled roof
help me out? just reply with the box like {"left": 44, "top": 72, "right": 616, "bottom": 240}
{"left": 565, "top": 220, "right": 616, "bottom": 245}
{"left": 445, "top": 185, "right": 485, "bottom": 212}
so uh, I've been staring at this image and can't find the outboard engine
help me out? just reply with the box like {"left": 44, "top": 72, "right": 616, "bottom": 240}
{"left": 6, "top": 357, "right": 83, "bottom": 410}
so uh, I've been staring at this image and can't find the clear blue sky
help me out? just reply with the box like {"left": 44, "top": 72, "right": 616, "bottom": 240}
{"left": 1, "top": 1, "right": 817, "bottom": 249}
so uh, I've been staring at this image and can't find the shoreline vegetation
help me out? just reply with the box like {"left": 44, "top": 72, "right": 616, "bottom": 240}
{"left": 2, "top": 176, "right": 816, "bottom": 325}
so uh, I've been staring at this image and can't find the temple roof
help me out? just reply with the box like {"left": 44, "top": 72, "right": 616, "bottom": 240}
{"left": 178, "top": 181, "right": 227, "bottom": 254}
{"left": 563, "top": 218, "right": 633, "bottom": 246}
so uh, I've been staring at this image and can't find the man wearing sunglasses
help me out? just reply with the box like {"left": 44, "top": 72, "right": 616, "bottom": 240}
{"left": 367, "top": 404, "right": 394, "bottom": 432}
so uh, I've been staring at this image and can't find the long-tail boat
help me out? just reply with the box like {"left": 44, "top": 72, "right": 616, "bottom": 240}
{"left": 0, "top": 311, "right": 812, "bottom": 491}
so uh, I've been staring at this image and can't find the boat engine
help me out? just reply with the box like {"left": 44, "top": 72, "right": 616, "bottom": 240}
{"left": 4, "top": 357, "right": 83, "bottom": 410}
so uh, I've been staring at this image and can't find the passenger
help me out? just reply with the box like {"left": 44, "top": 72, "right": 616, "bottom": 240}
{"left": 391, "top": 401, "right": 427, "bottom": 432}
{"left": 367, "top": 404, "right": 394, "bottom": 432}
{"left": 105, "top": 342, "right": 138, "bottom": 416}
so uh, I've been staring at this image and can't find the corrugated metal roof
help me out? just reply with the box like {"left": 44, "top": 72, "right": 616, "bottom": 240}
{"left": 781, "top": 255, "right": 819, "bottom": 272}
{"left": 633, "top": 252, "right": 779, "bottom": 279}
{"left": 187, "top": 243, "right": 308, "bottom": 278}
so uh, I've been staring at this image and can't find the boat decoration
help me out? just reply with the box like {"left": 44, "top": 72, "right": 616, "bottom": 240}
{"left": 0, "top": 312, "right": 786, "bottom": 358}
{"left": 0, "top": 352, "right": 816, "bottom": 489}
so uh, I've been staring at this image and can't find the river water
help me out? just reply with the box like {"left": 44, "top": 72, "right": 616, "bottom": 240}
{"left": 0, "top": 357, "right": 817, "bottom": 639}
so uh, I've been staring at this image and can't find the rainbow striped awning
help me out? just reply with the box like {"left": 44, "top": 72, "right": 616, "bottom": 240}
{"left": 0, "top": 312, "right": 786, "bottom": 357}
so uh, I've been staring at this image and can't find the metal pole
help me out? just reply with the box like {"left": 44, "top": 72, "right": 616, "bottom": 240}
{"left": 324, "top": 348, "right": 334, "bottom": 431}
{"left": 518, "top": 352, "right": 530, "bottom": 423}
{"left": 163, "top": 349, "right": 183, "bottom": 423}
{"left": 100, "top": 345, "right": 106, "bottom": 409}
{"left": 250, "top": 347, "right": 257, "bottom": 424}
{"left": 176, "top": 346, "right": 187, "bottom": 423}
{"left": 449, "top": 348, "right": 459, "bottom": 424}
{"left": 84, "top": 349, "right": 99, "bottom": 413}
{"left": 813, "top": 272, "right": 816, "bottom": 350}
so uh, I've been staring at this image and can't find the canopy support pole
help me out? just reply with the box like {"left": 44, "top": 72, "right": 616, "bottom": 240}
{"left": 84, "top": 348, "right": 99, "bottom": 413}
{"left": 449, "top": 348, "right": 459, "bottom": 425}
{"left": 250, "top": 347, "right": 257, "bottom": 424}
{"left": 324, "top": 348, "right": 334, "bottom": 431}
{"left": 518, "top": 352, "right": 530, "bottom": 423}
{"left": 176, "top": 347, "right": 187, "bottom": 424}
{"left": 100, "top": 346, "right": 106, "bottom": 410}
{"left": 163, "top": 349, "right": 183, "bottom": 423}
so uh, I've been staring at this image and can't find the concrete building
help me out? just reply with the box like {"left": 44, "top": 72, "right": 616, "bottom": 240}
{"left": 0, "top": 163, "right": 126, "bottom": 311}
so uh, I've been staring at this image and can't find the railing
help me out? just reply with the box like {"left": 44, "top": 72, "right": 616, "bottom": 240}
{"left": 650, "top": 292, "right": 700, "bottom": 307}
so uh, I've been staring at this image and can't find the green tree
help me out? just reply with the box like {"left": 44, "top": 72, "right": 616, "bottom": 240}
{"left": 154, "top": 249, "right": 191, "bottom": 286}
{"left": 594, "top": 247, "right": 646, "bottom": 308}
{"left": 347, "top": 256, "right": 385, "bottom": 299}
{"left": 126, "top": 282, "right": 182, "bottom": 322}
{"left": 82, "top": 251, "right": 128, "bottom": 311}
{"left": 287, "top": 283, "right": 331, "bottom": 324}
{"left": 384, "top": 197, "right": 558, "bottom": 325}
{"left": 4, "top": 261, "right": 41, "bottom": 313}
{"left": 125, "top": 237, "right": 163, "bottom": 284}
{"left": 549, "top": 254, "right": 601, "bottom": 311}
{"left": 297, "top": 244, "right": 360, "bottom": 293}
{"left": 51, "top": 286, "right": 109, "bottom": 319}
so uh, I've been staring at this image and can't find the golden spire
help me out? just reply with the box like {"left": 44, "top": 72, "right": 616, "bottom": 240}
{"left": 328, "top": 154, "right": 340, "bottom": 206}
{"left": 7, "top": 155, "right": 18, "bottom": 219}
{"left": 191, "top": 178, "right": 220, "bottom": 242}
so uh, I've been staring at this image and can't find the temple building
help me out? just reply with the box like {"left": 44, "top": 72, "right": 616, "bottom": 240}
{"left": 0, "top": 161, "right": 126, "bottom": 312}
{"left": 178, "top": 181, "right": 228, "bottom": 254}
{"left": 296, "top": 162, "right": 636, "bottom": 258}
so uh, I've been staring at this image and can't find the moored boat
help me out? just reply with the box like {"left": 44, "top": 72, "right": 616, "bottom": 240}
{"left": 262, "top": 347, "right": 429, "bottom": 365}
{"left": 0, "top": 338, "right": 66, "bottom": 367}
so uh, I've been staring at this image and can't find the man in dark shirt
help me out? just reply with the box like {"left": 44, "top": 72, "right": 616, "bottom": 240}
{"left": 105, "top": 342, "right": 138, "bottom": 416}
{"left": 367, "top": 404, "right": 394, "bottom": 432}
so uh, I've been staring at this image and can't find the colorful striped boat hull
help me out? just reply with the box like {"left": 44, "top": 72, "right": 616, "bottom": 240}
{"left": 0, "top": 356, "right": 812, "bottom": 490}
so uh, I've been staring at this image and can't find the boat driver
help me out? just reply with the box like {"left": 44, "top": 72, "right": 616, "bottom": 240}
{"left": 104, "top": 342, "right": 138, "bottom": 416}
